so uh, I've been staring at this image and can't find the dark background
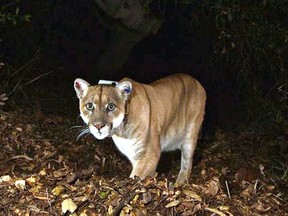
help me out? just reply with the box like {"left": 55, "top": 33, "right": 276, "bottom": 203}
{"left": 1, "top": 0, "right": 287, "bottom": 134}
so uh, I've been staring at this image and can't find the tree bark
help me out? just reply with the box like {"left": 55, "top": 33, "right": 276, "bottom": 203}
{"left": 95, "top": 24, "right": 147, "bottom": 76}
{"left": 93, "top": 0, "right": 162, "bottom": 75}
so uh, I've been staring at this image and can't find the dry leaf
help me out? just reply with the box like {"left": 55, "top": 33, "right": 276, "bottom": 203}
{"left": 52, "top": 185, "right": 65, "bottom": 196}
{"left": 218, "top": 205, "right": 230, "bottom": 211}
{"left": 15, "top": 127, "right": 23, "bottom": 132}
{"left": 165, "top": 200, "right": 181, "bottom": 208}
{"left": 0, "top": 93, "right": 8, "bottom": 106}
{"left": 29, "top": 185, "right": 42, "bottom": 194}
{"left": 193, "top": 203, "right": 203, "bottom": 214}
{"left": 235, "top": 167, "right": 259, "bottom": 183}
{"left": 266, "top": 185, "right": 275, "bottom": 191}
{"left": 252, "top": 200, "right": 271, "bottom": 212}
{"left": 201, "top": 169, "right": 206, "bottom": 175}
{"left": 61, "top": 198, "right": 77, "bottom": 214}
{"left": 39, "top": 169, "right": 47, "bottom": 176}
{"left": 80, "top": 209, "right": 99, "bottom": 216}
{"left": 53, "top": 169, "right": 66, "bottom": 178}
{"left": 182, "top": 203, "right": 202, "bottom": 216}
{"left": 14, "top": 179, "right": 26, "bottom": 190}
{"left": 132, "top": 194, "right": 140, "bottom": 203}
{"left": 183, "top": 189, "right": 202, "bottom": 202}
{"left": 27, "top": 204, "right": 41, "bottom": 213}
{"left": 205, "top": 207, "right": 226, "bottom": 216}
{"left": 0, "top": 175, "right": 12, "bottom": 183}
{"left": 26, "top": 176, "right": 37, "bottom": 186}
{"left": 123, "top": 205, "right": 133, "bottom": 213}
{"left": 181, "top": 201, "right": 194, "bottom": 209}
{"left": 66, "top": 173, "right": 77, "bottom": 184}
{"left": 108, "top": 205, "right": 114, "bottom": 215}
{"left": 208, "top": 178, "right": 220, "bottom": 196}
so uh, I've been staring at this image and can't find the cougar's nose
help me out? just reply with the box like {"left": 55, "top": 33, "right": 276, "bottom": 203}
{"left": 94, "top": 123, "right": 105, "bottom": 130}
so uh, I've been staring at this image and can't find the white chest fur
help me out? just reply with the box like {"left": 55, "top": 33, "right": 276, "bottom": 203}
{"left": 112, "top": 135, "right": 139, "bottom": 164}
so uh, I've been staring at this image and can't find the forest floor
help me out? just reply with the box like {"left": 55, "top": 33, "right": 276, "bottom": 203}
{"left": 0, "top": 103, "right": 287, "bottom": 216}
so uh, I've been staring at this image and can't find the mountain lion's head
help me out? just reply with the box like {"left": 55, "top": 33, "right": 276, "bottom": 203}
{"left": 74, "top": 78, "right": 132, "bottom": 139}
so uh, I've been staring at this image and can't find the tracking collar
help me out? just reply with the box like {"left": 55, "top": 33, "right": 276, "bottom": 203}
{"left": 98, "top": 79, "right": 119, "bottom": 86}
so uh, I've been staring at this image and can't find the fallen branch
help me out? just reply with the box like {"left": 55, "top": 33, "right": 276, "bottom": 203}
{"left": 112, "top": 191, "right": 139, "bottom": 216}
{"left": 152, "top": 194, "right": 169, "bottom": 210}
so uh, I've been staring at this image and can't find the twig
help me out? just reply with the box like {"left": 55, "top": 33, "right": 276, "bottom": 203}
{"left": 225, "top": 180, "right": 231, "bottom": 199}
{"left": 46, "top": 187, "right": 52, "bottom": 212}
{"left": 1, "top": 0, "right": 20, "bottom": 10}
{"left": 7, "top": 79, "right": 21, "bottom": 96}
{"left": 254, "top": 179, "right": 259, "bottom": 191}
{"left": 112, "top": 191, "right": 139, "bottom": 216}
{"left": 269, "top": 176, "right": 278, "bottom": 187}
{"left": 281, "top": 166, "right": 288, "bottom": 179}
{"left": 204, "top": 207, "right": 226, "bottom": 216}
{"left": 275, "top": 192, "right": 284, "bottom": 201}
{"left": 7, "top": 154, "right": 33, "bottom": 162}
{"left": 10, "top": 50, "right": 41, "bottom": 77}
{"left": 21, "top": 67, "right": 64, "bottom": 87}
{"left": 278, "top": 84, "right": 288, "bottom": 101}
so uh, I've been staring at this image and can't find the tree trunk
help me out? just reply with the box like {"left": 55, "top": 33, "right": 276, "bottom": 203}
{"left": 93, "top": 0, "right": 162, "bottom": 76}
{"left": 95, "top": 24, "right": 147, "bottom": 76}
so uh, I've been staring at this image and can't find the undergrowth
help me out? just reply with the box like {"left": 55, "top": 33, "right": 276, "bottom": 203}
{"left": 0, "top": 51, "right": 68, "bottom": 115}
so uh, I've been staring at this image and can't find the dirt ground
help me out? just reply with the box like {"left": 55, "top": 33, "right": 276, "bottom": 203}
{"left": 0, "top": 104, "right": 287, "bottom": 216}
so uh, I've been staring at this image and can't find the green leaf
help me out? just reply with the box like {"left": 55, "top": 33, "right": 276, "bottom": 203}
{"left": 99, "top": 191, "right": 108, "bottom": 199}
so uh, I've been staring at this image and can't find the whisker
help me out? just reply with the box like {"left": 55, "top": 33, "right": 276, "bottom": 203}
{"left": 76, "top": 128, "right": 90, "bottom": 141}
{"left": 70, "top": 125, "right": 85, "bottom": 129}
{"left": 76, "top": 115, "right": 83, "bottom": 124}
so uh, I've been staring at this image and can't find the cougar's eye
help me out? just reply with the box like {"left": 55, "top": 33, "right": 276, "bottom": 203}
{"left": 107, "top": 103, "right": 116, "bottom": 111}
{"left": 85, "top": 102, "right": 94, "bottom": 110}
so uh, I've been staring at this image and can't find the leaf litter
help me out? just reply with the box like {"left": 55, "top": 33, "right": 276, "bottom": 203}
{"left": 0, "top": 109, "right": 287, "bottom": 215}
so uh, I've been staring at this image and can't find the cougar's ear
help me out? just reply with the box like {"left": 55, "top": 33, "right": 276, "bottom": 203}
{"left": 74, "top": 78, "right": 90, "bottom": 99}
{"left": 116, "top": 81, "right": 132, "bottom": 100}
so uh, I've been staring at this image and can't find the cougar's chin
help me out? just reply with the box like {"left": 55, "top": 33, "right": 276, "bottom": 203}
{"left": 93, "top": 132, "right": 109, "bottom": 140}
{"left": 89, "top": 125, "right": 111, "bottom": 140}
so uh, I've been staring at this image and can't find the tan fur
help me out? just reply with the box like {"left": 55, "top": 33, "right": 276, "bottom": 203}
{"left": 74, "top": 73, "right": 206, "bottom": 184}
